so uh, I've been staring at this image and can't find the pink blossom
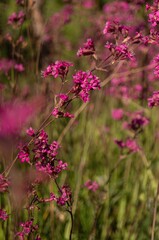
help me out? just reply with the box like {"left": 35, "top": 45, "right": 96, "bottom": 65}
{"left": 0, "top": 101, "right": 39, "bottom": 137}
{"left": 14, "top": 64, "right": 25, "bottom": 72}
{"left": 77, "top": 38, "right": 95, "bottom": 57}
{"left": 56, "top": 185, "right": 71, "bottom": 206}
{"left": 84, "top": 180, "right": 99, "bottom": 192}
{"left": 8, "top": 11, "right": 25, "bottom": 27}
{"left": 18, "top": 146, "right": 30, "bottom": 163}
{"left": 115, "top": 138, "right": 139, "bottom": 153}
{"left": 16, "top": 219, "right": 38, "bottom": 238}
{"left": 57, "top": 94, "right": 69, "bottom": 102}
{"left": 0, "top": 58, "right": 14, "bottom": 74}
{"left": 63, "top": 112, "right": 74, "bottom": 118}
{"left": 72, "top": 71, "right": 100, "bottom": 102}
{"left": 52, "top": 108, "right": 59, "bottom": 118}
{"left": 105, "top": 43, "right": 135, "bottom": 61}
{"left": 148, "top": 91, "right": 159, "bottom": 107}
{"left": 0, "top": 175, "right": 9, "bottom": 193}
{"left": 42, "top": 61, "right": 73, "bottom": 79}
{"left": 0, "top": 209, "right": 8, "bottom": 221}
{"left": 112, "top": 109, "right": 124, "bottom": 120}
{"left": 26, "top": 127, "right": 35, "bottom": 137}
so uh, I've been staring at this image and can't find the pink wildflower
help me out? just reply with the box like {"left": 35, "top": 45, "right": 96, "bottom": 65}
{"left": 16, "top": 219, "right": 38, "bottom": 239}
{"left": 42, "top": 61, "right": 73, "bottom": 80}
{"left": 0, "top": 175, "right": 9, "bottom": 193}
{"left": 112, "top": 109, "right": 124, "bottom": 120}
{"left": 26, "top": 127, "right": 35, "bottom": 137}
{"left": 72, "top": 71, "right": 100, "bottom": 102}
{"left": 148, "top": 91, "right": 159, "bottom": 107}
{"left": 14, "top": 63, "right": 25, "bottom": 72}
{"left": 56, "top": 185, "right": 71, "bottom": 206}
{"left": 77, "top": 38, "right": 95, "bottom": 57}
{"left": 0, "top": 209, "right": 8, "bottom": 221}
{"left": 8, "top": 11, "right": 25, "bottom": 26}
{"left": 84, "top": 180, "right": 99, "bottom": 192}
{"left": 18, "top": 146, "right": 30, "bottom": 163}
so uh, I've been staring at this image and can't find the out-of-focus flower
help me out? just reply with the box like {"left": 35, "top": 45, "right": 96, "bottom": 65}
{"left": 8, "top": 11, "right": 25, "bottom": 27}
{"left": 18, "top": 146, "right": 30, "bottom": 163}
{"left": 26, "top": 127, "right": 35, "bottom": 137}
{"left": 16, "top": 0, "right": 24, "bottom": 5}
{"left": 103, "top": 21, "right": 129, "bottom": 37}
{"left": 0, "top": 99, "right": 42, "bottom": 137}
{"left": 82, "top": 0, "right": 95, "bottom": 9}
{"left": 84, "top": 180, "right": 99, "bottom": 192}
{"left": 14, "top": 64, "right": 25, "bottom": 72}
{"left": 56, "top": 185, "right": 71, "bottom": 206}
{"left": 0, "top": 59, "right": 24, "bottom": 74}
{"left": 0, "top": 209, "right": 8, "bottom": 221}
{"left": 105, "top": 42, "right": 135, "bottom": 61}
{"left": 0, "top": 175, "right": 9, "bottom": 193}
{"left": 112, "top": 109, "right": 124, "bottom": 120}
{"left": 126, "top": 112, "right": 149, "bottom": 131}
{"left": 16, "top": 219, "right": 38, "bottom": 238}
{"left": 115, "top": 138, "right": 139, "bottom": 152}
{"left": 148, "top": 91, "right": 159, "bottom": 107}
{"left": 77, "top": 38, "right": 95, "bottom": 57}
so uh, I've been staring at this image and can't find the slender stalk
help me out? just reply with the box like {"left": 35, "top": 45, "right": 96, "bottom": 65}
{"left": 151, "top": 183, "right": 159, "bottom": 240}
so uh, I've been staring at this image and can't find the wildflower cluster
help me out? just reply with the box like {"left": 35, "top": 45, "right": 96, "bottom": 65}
{"left": 18, "top": 129, "right": 68, "bottom": 177}
{"left": 42, "top": 61, "right": 73, "bottom": 80}
{"left": 72, "top": 70, "right": 100, "bottom": 102}
{"left": 77, "top": 38, "right": 95, "bottom": 57}
{"left": 8, "top": 11, "right": 25, "bottom": 27}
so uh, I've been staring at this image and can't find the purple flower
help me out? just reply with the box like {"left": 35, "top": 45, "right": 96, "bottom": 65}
{"left": 127, "top": 112, "right": 149, "bottom": 131}
{"left": 115, "top": 138, "right": 139, "bottom": 153}
{"left": 77, "top": 38, "right": 95, "bottom": 57}
{"left": 105, "top": 43, "right": 135, "bottom": 61}
{"left": 26, "top": 127, "right": 35, "bottom": 137}
{"left": 42, "top": 61, "right": 73, "bottom": 80}
{"left": 0, "top": 58, "right": 14, "bottom": 74}
{"left": 8, "top": 11, "right": 25, "bottom": 27}
{"left": 103, "top": 21, "right": 129, "bottom": 37}
{"left": 72, "top": 71, "right": 100, "bottom": 102}
{"left": 0, "top": 209, "right": 8, "bottom": 221}
{"left": 112, "top": 109, "right": 124, "bottom": 120}
{"left": 16, "top": 219, "right": 38, "bottom": 238}
{"left": 57, "top": 94, "right": 69, "bottom": 102}
{"left": 148, "top": 91, "right": 159, "bottom": 107}
{"left": 56, "top": 185, "right": 71, "bottom": 206}
{"left": 18, "top": 146, "right": 30, "bottom": 163}
{"left": 14, "top": 63, "right": 25, "bottom": 72}
{"left": 0, "top": 175, "right": 9, "bottom": 193}
{"left": 63, "top": 112, "right": 74, "bottom": 118}
{"left": 125, "top": 139, "right": 139, "bottom": 152}
{"left": 84, "top": 180, "right": 99, "bottom": 192}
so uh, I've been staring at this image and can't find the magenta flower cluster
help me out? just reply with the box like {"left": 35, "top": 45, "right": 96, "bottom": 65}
{"left": 8, "top": 11, "right": 25, "bottom": 27}
{"left": 72, "top": 70, "right": 100, "bottom": 102}
{"left": 16, "top": 219, "right": 39, "bottom": 239}
{"left": 84, "top": 180, "right": 99, "bottom": 192}
{"left": 105, "top": 43, "right": 135, "bottom": 61}
{"left": 0, "top": 209, "right": 8, "bottom": 221}
{"left": 42, "top": 60, "right": 73, "bottom": 80}
{"left": 115, "top": 138, "right": 139, "bottom": 153}
{"left": 18, "top": 129, "right": 68, "bottom": 177}
{"left": 0, "top": 59, "right": 24, "bottom": 75}
{"left": 148, "top": 91, "right": 159, "bottom": 107}
{"left": 77, "top": 38, "right": 95, "bottom": 57}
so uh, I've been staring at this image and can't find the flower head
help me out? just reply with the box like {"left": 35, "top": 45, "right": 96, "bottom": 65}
{"left": 42, "top": 61, "right": 73, "bottom": 80}
{"left": 77, "top": 38, "right": 95, "bottom": 57}
{"left": 72, "top": 71, "right": 100, "bottom": 102}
